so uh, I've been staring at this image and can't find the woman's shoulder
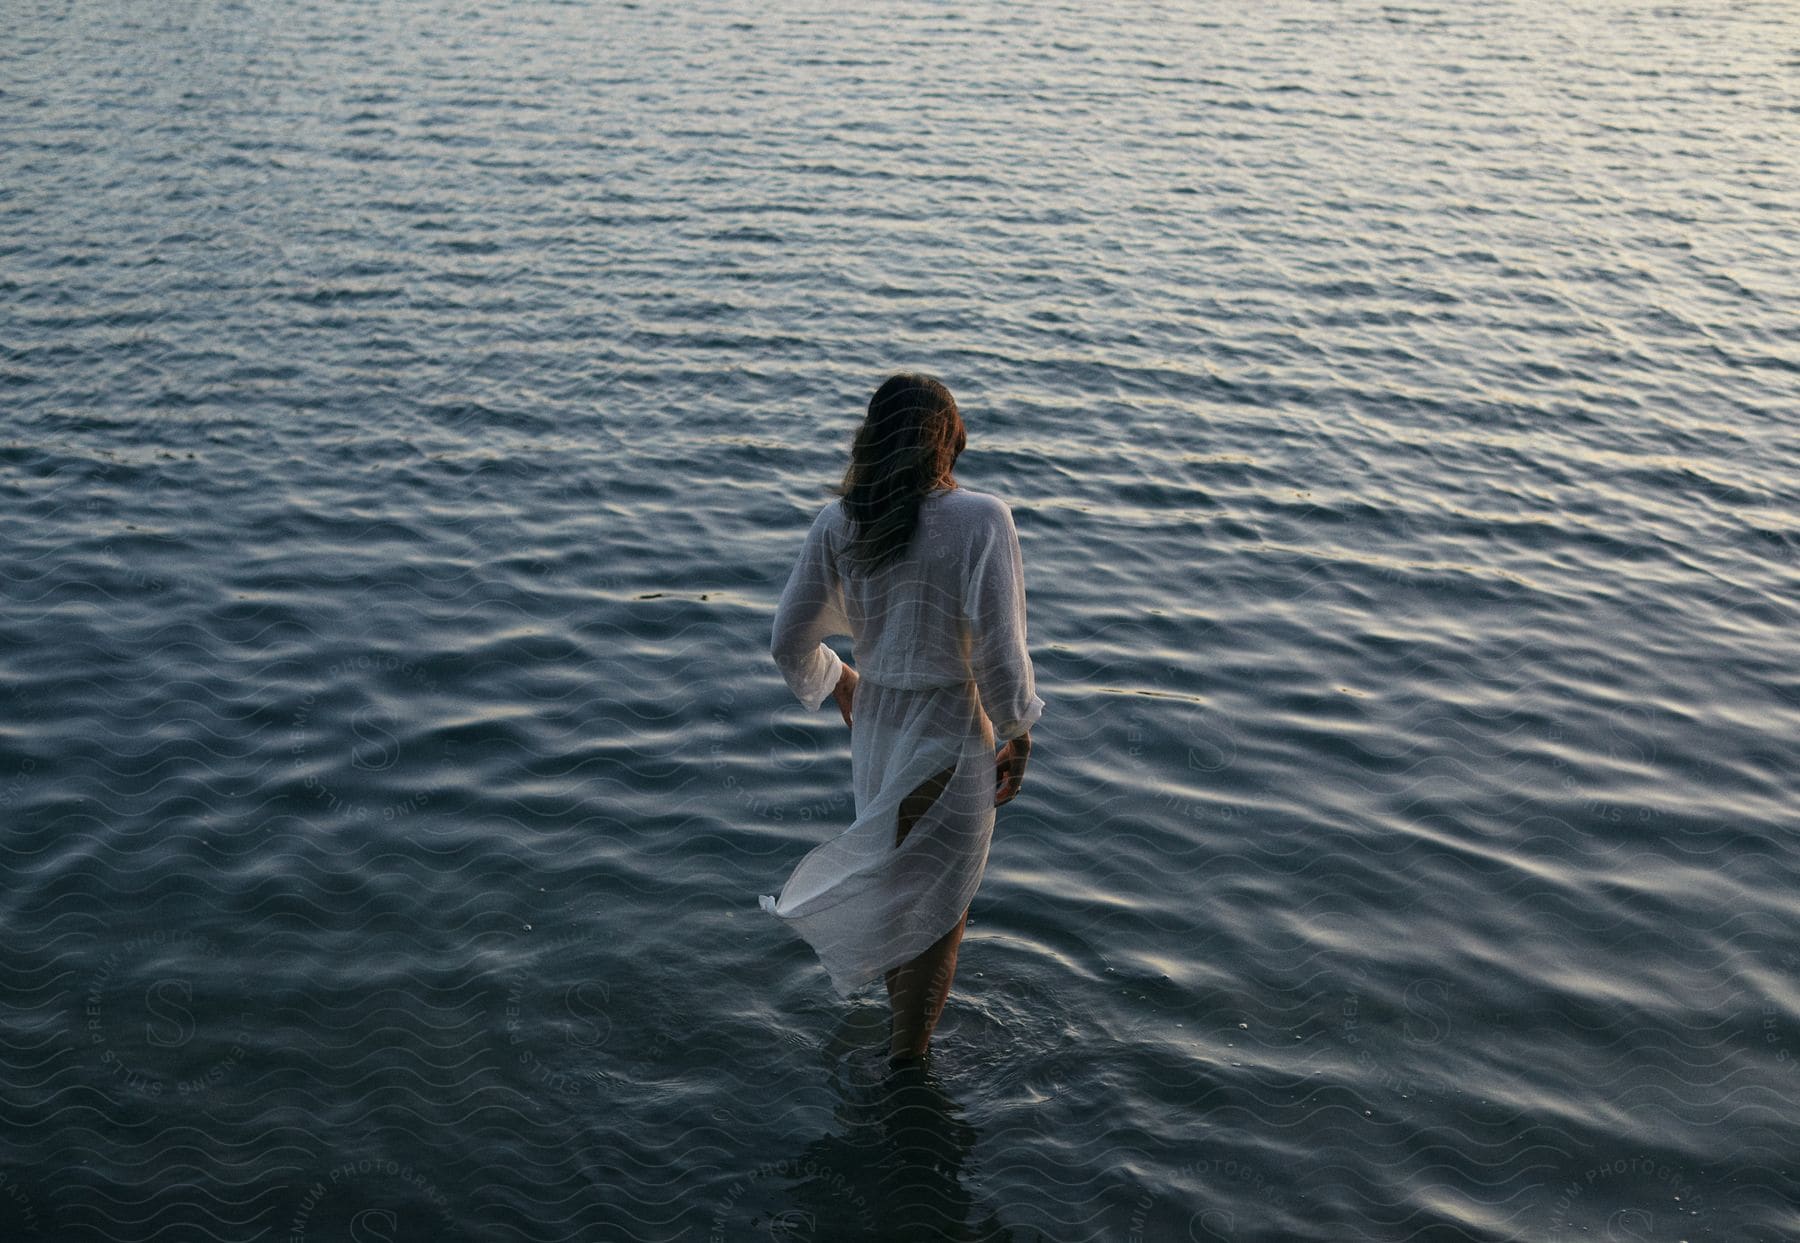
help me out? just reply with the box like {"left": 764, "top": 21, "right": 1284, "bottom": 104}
{"left": 939, "top": 488, "right": 1015, "bottom": 535}
{"left": 939, "top": 486, "right": 1009, "bottom": 517}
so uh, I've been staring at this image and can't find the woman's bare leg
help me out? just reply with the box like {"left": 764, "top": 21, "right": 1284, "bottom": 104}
{"left": 885, "top": 762, "right": 965, "bottom": 1062}
{"left": 894, "top": 908, "right": 968, "bottom": 1060}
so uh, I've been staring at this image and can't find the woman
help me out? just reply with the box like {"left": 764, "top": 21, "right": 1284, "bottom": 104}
{"left": 762, "top": 372, "right": 1045, "bottom": 1066}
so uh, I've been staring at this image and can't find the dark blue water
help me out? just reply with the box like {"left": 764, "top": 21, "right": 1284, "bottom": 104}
{"left": 3, "top": 1, "right": 1797, "bottom": 1239}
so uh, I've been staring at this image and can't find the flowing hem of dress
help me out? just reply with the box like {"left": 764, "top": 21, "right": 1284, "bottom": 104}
{"left": 760, "top": 678, "right": 996, "bottom": 997}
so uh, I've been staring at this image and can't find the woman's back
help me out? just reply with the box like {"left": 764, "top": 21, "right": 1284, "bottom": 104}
{"left": 826, "top": 485, "right": 1041, "bottom": 746}
{"left": 827, "top": 486, "right": 1000, "bottom": 684}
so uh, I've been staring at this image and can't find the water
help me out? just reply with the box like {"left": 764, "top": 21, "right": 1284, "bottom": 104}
{"left": 3, "top": 0, "right": 1796, "bottom": 1238}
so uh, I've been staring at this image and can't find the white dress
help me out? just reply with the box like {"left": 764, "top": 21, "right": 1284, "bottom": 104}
{"left": 762, "top": 485, "right": 1046, "bottom": 997}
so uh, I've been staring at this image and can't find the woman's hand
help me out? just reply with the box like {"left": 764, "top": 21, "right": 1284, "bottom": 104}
{"left": 831, "top": 664, "right": 859, "bottom": 730}
{"left": 994, "top": 731, "right": 1031, "bottom": 806}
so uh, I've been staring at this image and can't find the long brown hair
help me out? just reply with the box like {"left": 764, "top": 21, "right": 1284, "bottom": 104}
{"left": 830, "top": 372, "right": 966, "bottom": 573}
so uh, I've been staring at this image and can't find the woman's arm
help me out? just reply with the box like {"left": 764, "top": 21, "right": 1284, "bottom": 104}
{"left": 994, "top": 730, "right": 1031, "bottom": 805}
{"left": 962, "top": 499, "right": 1046, "bottom": 748}
{"left": 771, "top": 505, "right": 852, "bottom": 712}
{"left": 829, "top": 663, "right": 858, "bottom": 730}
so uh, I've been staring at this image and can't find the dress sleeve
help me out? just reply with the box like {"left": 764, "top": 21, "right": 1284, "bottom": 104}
{"left": 770, "top": 504, "right": 850, "bottom": 711}
{"left": 962, "top": 499, "right": 1045, "bottom": 744}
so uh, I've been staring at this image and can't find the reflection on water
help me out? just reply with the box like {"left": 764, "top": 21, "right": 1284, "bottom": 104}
{"left": 772, "top": 1008, "right": 1020, "bottom": 1243}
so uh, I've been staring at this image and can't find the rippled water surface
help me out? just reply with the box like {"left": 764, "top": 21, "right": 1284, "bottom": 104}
{"left": 4, "top": 1, "right": 1798, "bottom": 1239}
